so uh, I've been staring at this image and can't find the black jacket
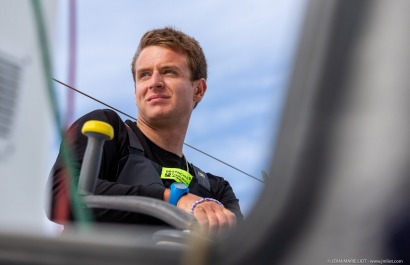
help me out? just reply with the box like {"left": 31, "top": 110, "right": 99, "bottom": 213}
{"left": 48, "top": 109, "right": 243, "bottom": 225}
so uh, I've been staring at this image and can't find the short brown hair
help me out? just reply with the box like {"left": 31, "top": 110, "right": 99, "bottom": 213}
{"left": 131, "top": 27, "right": 208, "bottom": 83}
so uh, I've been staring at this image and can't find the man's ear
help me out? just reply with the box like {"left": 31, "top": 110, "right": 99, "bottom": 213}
{"left": 193, "top": 78, "right": 207, "bottom": 105}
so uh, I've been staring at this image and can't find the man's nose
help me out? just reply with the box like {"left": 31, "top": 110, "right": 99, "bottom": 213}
{"left": 149, "top": 71, "right": 164, "bottom": 89}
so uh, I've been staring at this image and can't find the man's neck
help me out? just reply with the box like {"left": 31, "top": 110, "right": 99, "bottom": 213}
{"left": 136, "top": 119, "right": 187, "bottom": 157}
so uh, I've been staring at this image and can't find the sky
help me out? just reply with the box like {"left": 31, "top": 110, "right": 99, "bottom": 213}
{"left": 52, "top": 0, "right": 307, "bottom": 217}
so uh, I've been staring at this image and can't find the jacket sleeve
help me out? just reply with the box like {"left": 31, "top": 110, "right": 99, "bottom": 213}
{"left": 47, "top": 109, "right": 165, "bottom": 224}
{"left": 207, "top": 173, "right": 244, "bottom": 221}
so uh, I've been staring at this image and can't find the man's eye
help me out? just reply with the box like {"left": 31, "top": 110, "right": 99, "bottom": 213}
{"left": 139, "top": 72, "right": 151, "bottom": 79}
{"left": 164, "top": 69, "right": 176, "bottom": 75}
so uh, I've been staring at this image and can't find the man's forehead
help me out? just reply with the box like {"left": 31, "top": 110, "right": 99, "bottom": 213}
{"left": 136, "top": 46, "right": 188, "bottom": 68}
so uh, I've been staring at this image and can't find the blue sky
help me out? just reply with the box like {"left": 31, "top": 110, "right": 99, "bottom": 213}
{"left": 52, "top": 0, "right": 307, "bottom": 216}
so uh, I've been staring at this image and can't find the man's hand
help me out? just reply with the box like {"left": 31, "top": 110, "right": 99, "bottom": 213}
{"left": 163, "top": 188, "right": 236, "bottom": 236}
{"left": 177, "top": 193, "right": 237, "bottom": 237}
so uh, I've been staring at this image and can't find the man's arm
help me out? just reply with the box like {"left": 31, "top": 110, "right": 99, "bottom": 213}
{"left": 162, "top": 174, "right": 242, "bottom": 237}
{"left": 48, "top": 109, "right": 167, "bottom": 224}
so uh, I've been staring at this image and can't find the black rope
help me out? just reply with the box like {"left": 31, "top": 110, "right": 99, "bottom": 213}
{"left": 52, "top": 78, "right": 264, "bottom": 184}
{"left": 183, "top": 142, "right": 263, "bottom": 183}
{"left": 52, "top": 78, "right": 135, "bottom": 120}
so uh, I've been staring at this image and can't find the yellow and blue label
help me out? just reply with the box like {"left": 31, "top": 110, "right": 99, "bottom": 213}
{"left": 160, "top": 167, "right": 193, "bottom": 186}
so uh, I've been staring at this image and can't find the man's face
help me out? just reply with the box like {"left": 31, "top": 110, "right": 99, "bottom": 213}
{"left": 134, "top": 46, "right": 205, "bottom": 127}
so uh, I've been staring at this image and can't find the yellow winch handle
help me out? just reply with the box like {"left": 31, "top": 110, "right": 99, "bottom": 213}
{"left": 81, "top": 120, "right": 114, "bottom": 140}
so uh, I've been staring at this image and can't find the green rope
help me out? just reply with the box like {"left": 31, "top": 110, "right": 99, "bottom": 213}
{"left": 30, "top": 0, "right": 91, "bottom": 227}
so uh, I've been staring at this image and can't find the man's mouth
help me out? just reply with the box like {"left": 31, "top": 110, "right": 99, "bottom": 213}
{"left": 147, "top": 94, "right": 170, "bottom": 102}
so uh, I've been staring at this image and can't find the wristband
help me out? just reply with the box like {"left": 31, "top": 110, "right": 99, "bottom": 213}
{"left": 169, "top": 182, "right": 189, "bottom": 206}
{"left": 190, "top": 198, "right": 223, "bottom": 214}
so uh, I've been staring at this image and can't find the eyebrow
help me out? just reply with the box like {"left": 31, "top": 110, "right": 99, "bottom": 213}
{"left": 136, "top": 65, "right": 183, "bottom": 75}
{"left": 135, "top": 67, "right": 151, "bottom": 75}
{"left": 161, "top": 65, "right": 180, "bottom": 71}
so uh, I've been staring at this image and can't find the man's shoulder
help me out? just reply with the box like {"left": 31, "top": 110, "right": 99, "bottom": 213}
{"left": 81, "top": 109, "right": 122, "bottom": 121}
{"left": 74, "top": 109, "right": 129, "bottom": 141}
{"left": 197, "top": 170, "right": 224, "bottom": 182}
{"left": 76, "top": 109, "right": 125, "bottom": 128}
{"left": 191, "top": 165, "right": 236, "bottom": 191}
{"left": 200, "top": 170, "right": 234, "bottom": 189}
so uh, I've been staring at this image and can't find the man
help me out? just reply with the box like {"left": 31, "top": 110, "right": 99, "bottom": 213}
{"left": 48, "top": 27, "right": 243, "bottom": 236}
